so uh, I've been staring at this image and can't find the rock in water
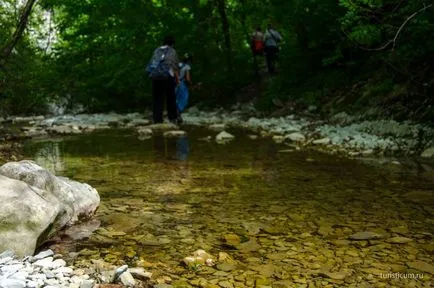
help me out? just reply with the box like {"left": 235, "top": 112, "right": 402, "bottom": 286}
{"left": 163, "top": 130, "right": 187, "bottom": 138}
{"left": 209, "top": 124, "right": 226, "bottom": 131}
{"left": 137, "top": 127, "right": 153, "bottom": 136}
{"left": 407, "top": 261, "right": 434, "bottom": 275}
{"left": 216, "top": 131, "right": 235, "bottom": 143}
{"left": 285, "top": 132, "right": 306, "bottom": 142}
{"left": 349, "top": 231, "right": 384, "bottom": 240}
{"left": 387, "top": 237, "right": 412, "bottom": 244}
{"left": 312, "top": 137, "right": 331, "bottom": 145}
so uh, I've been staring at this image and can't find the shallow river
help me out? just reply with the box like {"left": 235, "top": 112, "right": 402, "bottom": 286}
{"left": 23, "top": 127, "right": 433, "bottom": 288}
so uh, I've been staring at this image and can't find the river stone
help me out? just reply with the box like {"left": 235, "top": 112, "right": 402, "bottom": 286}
{"left": 128, "top": 267, "right": 152, "bottom": 280}
{"left": 119, "top": 271, "right": 136, "bottom": 287}
{"left": 407, "top": 260, "right": 434, "bottom": 275}
{"left": 272, "top": 135, "right": 285, "bottom": 144}
{"left": 147, "top": 123, "right": 178, "bottom": 131}
{"left": 237, "top": 239, "right": 260, "bottom": 253}
{"left": 317, "top": 270, "right": 349, "bottom": 280}
{"left": 349, "top": 231, "right": 384, "bottom": 240}
{"left": 216, "top": 131, "right": 235, "bottom": 143}
{"left": 251, "top": 264, "right": 275, "bottom": 277}
{"left": 0, "top": 249, "right": 15, "bottom": 259}
{"left": 421, "top": 146, "right": 434, "bottom": 158}
{"left": 137, "top": 127, "right": 153, "bottom": 136}
{"left": 390, "top": 226, "right": 409, "bottom": 235}
{"left": 32, "top": 250, "right": 54, "bottom": 262}
{"left": 126, "top": 119, "right": 150, "bottom": 127}
{"left": 163, "top": 130, "right": 187, "bottom": 138}
{"left": 80, "top": 280, "right": 95, "bottom": 288}
{"left": 312, "top": 137, "right": 331, "bottom": 145}
{"left": 285, "top": 132, "right": 306, "bottom": 142}
{"left": 216, "top": 263, "right": 237, "bottom": 272}
{"left": 33, "top": 257, "right": 54, "bottom": 268}
{"left": 223, "top": 234, "right": 241, "bottom": 246}
{"left": 209, "top": 124, "right": 226, "bottom": 131}
{"left": 387, "top": 237, "right": 412, "bottom": 244}
{"left": 0, "top": 279, "right": 26, "bottom": 288}
{"left": 218, "top": 280, "right": 234, "bottom": 288}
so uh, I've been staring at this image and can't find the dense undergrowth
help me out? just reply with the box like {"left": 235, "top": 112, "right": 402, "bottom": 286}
{"left": 0, "top": 0, "right": 433, "bottom": 123}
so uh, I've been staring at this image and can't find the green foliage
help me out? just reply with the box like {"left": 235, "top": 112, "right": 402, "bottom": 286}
{"left": 0, "top": 0, "right": 433, "bottom": 116}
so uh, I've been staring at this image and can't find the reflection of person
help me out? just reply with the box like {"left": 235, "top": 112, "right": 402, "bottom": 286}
{"left": 176, "top": 136, "right": 189, "bottom": 161}
{"left": 264, "top": 24, "right": 282, "bottom": 74}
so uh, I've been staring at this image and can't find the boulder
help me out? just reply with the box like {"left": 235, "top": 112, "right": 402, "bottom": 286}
{"left": 0, "top": 160, "right": 100, "bottom": 256}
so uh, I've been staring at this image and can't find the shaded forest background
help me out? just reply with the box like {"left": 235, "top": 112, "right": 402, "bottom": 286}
{"left": 1, "top": 0, "right": 433, "bottom": 122}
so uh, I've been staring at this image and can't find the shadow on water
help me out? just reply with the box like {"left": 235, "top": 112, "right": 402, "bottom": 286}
{"left": 23, "top": 128, "right": 433, "bottom": 286}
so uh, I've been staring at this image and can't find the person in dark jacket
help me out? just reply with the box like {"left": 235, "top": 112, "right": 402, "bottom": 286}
{"left": 264, "top": 24, "right": 282, "bottom": 74}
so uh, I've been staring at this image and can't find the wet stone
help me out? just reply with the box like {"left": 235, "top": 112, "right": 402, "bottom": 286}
{"left": 387, "top": 236, "right": 413, "bottom": 244}
{"left": 349, "top": 231, "right": 384, "bottom": 240}
{"left": 216, "top": 263, "right": 237, "bottom": 272}
{"left": 407, "top": 260, "right": 434, "bottom": 275}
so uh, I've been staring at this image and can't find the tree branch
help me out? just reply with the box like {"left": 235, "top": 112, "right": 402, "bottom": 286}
{"left": 344, "top": 4, "right": 432, "bottom": 52}
{"left": 0, "top": 0, "right": 38, "bottom": 68}
{"left": 391, "top": 3, "right": 432, "bottom": 50}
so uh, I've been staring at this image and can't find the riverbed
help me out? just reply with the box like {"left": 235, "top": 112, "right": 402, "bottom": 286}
{"left": 22, "top": 127, "right": 433, "bottom": 287}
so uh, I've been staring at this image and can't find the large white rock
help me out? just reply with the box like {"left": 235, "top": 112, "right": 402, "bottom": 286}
{"left": 0, "top": 160, "right": 100, "bottom": 256}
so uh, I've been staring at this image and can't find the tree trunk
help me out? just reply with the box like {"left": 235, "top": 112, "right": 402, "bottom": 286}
{"left": 0, "top": 0, "right": 38, "bottom": 68}
{"left": 216, "top": 0, "right": 233, "bottom": 73}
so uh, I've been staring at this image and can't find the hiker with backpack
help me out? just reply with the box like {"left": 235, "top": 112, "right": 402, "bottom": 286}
{"left": 175, "top": 53, "right": 193, "bottom": 124}
{"left": 264, "top": 24, "right": 282, "bottom": 74}
{"left": 251, "top": 27, "right": 265, "bottom": 73}
{"left": 146, "top": 36, "right": 179, "bottom": 124}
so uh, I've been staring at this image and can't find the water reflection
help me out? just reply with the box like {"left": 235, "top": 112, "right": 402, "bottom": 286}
{"left": 176, "top": 136, "right": 189, "bottom": 161}
{"left": 153, "top": 135, "right": 189, "bottom": 161}
{"left": 33, "top": 141, "right": 64, "bottom": 174}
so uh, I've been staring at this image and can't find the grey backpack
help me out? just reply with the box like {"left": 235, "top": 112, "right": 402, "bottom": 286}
{"left": 146, "top": 47, "right": 172, "bottom": 79}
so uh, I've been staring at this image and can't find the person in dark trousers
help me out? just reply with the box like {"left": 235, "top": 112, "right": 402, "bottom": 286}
{"left": 149, "top": 36, "right": 180, "bottom": 124}
{"left": 264, "top": 24, "right": 282, "bottom": 74}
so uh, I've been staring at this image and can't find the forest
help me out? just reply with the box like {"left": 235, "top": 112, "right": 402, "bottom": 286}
{"left": 1, "top": 0, "right": 433, "bottom": 121}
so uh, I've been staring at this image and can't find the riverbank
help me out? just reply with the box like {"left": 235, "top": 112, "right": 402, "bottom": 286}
{"left": 0, "top": 249, "right": 152, "bottom": 288}
{"left": 1, "top": 104, "right": 433, "bottom": 161}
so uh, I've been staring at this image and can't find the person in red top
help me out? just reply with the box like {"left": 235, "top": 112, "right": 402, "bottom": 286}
{"left": 251, "top": 26, "right": 265, "bottom": 73}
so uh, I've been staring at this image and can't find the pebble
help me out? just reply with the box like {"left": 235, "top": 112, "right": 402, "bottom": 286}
{"left": 349, "top": 231, "right": 384, "bottom": 240}
{"left": 0, "top": 250, "right": 102, "bottom": 288}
